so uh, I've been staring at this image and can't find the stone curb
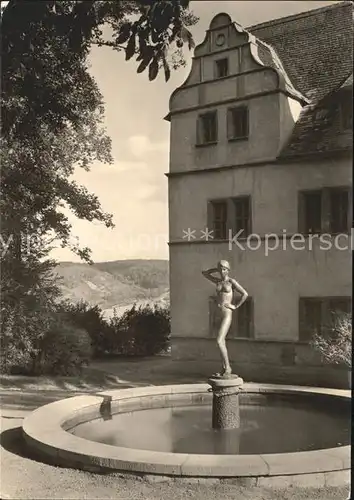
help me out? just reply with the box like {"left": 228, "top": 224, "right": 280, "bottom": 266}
{"left": 22, "top": 383, "right": 350, "bottom": 483}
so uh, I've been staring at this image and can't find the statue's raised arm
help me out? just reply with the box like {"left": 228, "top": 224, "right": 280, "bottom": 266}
{"left": 201, "top": 267, "right": 220, "bottom": 284}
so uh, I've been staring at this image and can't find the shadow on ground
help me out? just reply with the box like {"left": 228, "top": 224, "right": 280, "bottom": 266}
{"left": 0, "top": 426, "right": 86, "bottom": 471}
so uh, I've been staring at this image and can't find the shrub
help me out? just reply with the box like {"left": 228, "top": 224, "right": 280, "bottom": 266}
{"left": 108, "top": 303, "right": 170, "bottom": 356}
{"left": 57, "top": 299, "right": 110, "bottom": 357}
{"left": 311, "top": 313, "right": 351, "bottom": 368}
{"left": 38, "top": 313, "right": 93, "bottom": 375}
{"left": 0, "top": 298, "right": 57, "bottom": 375}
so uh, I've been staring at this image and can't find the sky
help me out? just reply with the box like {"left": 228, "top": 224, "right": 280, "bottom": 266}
{"left": 47, "top": 0, "right": 338, "bottom": 263}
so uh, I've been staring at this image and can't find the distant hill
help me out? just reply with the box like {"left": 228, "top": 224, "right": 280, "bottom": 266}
{"left": 54, "top": 259, "right": 169, "bottom": 317}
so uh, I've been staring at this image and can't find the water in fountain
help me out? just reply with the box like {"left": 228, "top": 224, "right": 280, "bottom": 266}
{"left": 70, "top": 393, "right": 350, "bottom": 455}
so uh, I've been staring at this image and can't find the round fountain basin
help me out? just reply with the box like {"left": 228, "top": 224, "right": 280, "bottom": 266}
{"left": 22, "top": 383, "right": 350, "bottom": 486}
{"left": 69, "top": 394, "right": 349, "bottom": 455}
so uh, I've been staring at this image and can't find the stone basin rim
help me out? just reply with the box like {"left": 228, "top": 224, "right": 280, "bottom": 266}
{"left": 22, "top": 383, "right": 350, "bottom": 478}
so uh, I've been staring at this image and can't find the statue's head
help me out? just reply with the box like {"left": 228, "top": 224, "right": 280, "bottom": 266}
{"left": 217, "top": 260, "right": 230, "bottom": 279}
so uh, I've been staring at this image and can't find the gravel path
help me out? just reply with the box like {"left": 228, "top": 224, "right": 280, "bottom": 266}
{"left": 0, "top": 359, "right": 350, "bottom": 500}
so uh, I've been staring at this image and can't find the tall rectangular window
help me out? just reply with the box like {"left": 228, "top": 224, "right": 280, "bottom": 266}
{"left": 300, "top": 190, "right": 322, "bottom": 234}
{"left": 208, "top": 200, "right": 227, "bottom": 240}
{"left": 340, "top": 101, "right": 353, "bottom": 130}
{"left": 233, "top": 196, "right": 251, "bottom": 237}
{"left": 227, "top": 106, "right": 249, "bottom": 140}
{"left": 330, "top": 188, "right": 349, "bottom": 234}
{"left": 299, "top": 298, "right": 322, "bottom": 341}
{"left": 233, "top": 297, "right": 254, "bottom": 338}
{"left": 197, "top": 111, "right": 217, "bottom": 145}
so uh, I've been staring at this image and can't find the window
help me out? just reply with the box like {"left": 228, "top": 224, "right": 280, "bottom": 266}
{"left": 233, "top": 297, "right": 254, "bottom": 338}
{"left": 234, "top": 196, "right": 252, "bottom": 237}
{"left": 209, "top": 200, "right": 227, "bottom": 239}
{"left": 299, "top": 187, "right": 351, "bottom": 234}
{"left": 300, "top": 190, "right": 322, "bottom": 234}
{"left": 197, "top": 111, "right": 217, "bottom": 145}
{"left": 209, "top": 296, "right": 254, "bottom": 339}
{"left": 330, "top": 188, "right": 349, "bottom": 234}
{"left": 207, "top": 196, "right": 252, "bottom": 240}
{"left": 327, "top": 298, "right": 351, "bottom": 326}
{"left": 215, "top": 58, "right": 229, "bottom": 78}
{"left": 227, "top": 106, "right": 249, "bottom": 140}
{"left": 339, "top": 101, "right": 352, "bottom": 130}
{"left": 299, "top": 297, "right": 351, "bottom": 341}
{"left": 299, "top": 298, "right": 322, "bottom": 341}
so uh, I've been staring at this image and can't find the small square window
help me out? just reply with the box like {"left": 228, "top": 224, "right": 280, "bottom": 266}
{"left": 197, "top": 111, "right": 217, "bottom": 145}
{"left": 227, "top": 106, "right": 249, "bottom": 140}
{"left": 215, "top": 58, "right": 229, "bottom": 78}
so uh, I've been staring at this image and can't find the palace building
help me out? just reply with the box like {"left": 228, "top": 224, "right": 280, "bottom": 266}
{"left": 166, "top": 2, "right": 352, "bottom": 387}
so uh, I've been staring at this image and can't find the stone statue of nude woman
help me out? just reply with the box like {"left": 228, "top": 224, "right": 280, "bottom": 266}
{"left": 202, "top": 260, "right": 248, "bottom": 378}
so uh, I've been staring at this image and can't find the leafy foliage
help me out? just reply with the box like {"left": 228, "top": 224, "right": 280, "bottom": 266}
{"left": 58, "top": 299, "right": 111, "bottom": 356}
{"left": 58, "top": 299, "right": 171, "bottom": 357}
{"left": 108, "top": 303, "right": 170, "bottom": 356}
{"left": 39, "top": 313, "right": 93, "bottom": 375}
{"left": 0, "top": 1, "right": 192, "bottom": 374}
{"left": 1, "top": 0, "right": 197, "bottom": 260}
{"left": 311, "top": 313, "right": 352, "bottom": 368}
{"left": 0, "top": 231, "right": 62, "bottom": 374}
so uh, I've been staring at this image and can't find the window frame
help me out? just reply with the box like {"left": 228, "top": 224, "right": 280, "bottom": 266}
{"left": 196, "top": 111, "right": 218, "bottom": 146}
{"left": 232, "top": 195, "right": 252, "bottom": 237}
{"left": 298, "top": 187, "right": 351, "bottom": 235}
{"left": 227, "top": 105, "right": 249, "bottom": 141}
{"left": 299, "top": 296, "right": 351, "bottom": 342}
{"left": 207, "top": 195, "right": 252, "bottom": 241}
{"left": 329, "top": 187, "right": 351, "bottom": 234}
{"left": 339, "top": 98, "right": 353, "bottom": 131}
{"left": 207, "top": 199, "right": 228, "bottom": 240}
{"left": 214, "top": 58, "right": 229, "bottom": 79}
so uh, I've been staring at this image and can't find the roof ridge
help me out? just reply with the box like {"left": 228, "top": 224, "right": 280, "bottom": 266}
{"left": 247, "top": 1, "right": 353, "bottom": 31}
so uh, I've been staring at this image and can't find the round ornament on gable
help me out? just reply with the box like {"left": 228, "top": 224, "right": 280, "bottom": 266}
{"left": 215, "top": 33, "right": 226, "bottom": 47}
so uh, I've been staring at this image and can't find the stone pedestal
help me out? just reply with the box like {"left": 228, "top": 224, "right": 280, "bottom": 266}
{"left": 208, "top": 375, "right": 244, "bottom": 430}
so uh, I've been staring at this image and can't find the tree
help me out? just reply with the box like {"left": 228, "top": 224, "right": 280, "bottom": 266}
{"left": 0, "top": 229, "right": 62, "bottom": 373}
{"left": 0, "top": 1, "right": 198, "bottom": 374}
{"left": 1, "top": 0, "right": 197, "bottom": 259}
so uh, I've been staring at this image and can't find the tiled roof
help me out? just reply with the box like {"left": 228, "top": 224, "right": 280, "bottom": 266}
{"left": 279, "top": 86, "right": 353, "bottom": 159}
{"left": 254, "top": 38, "right": 308, "bottom": 103}
{"left": 248, "top": 1, "right": 353, "bottom": 158}
{"left": 232, "top": 21, "right": 308, "bottom": 102}
{"left": 247, "top": 1, "right": 353, "bottom": 102}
